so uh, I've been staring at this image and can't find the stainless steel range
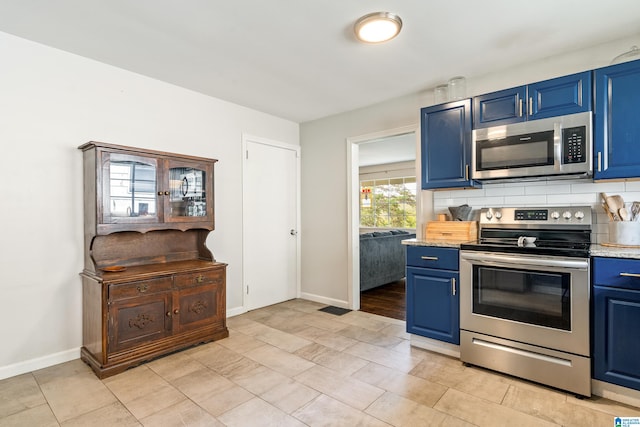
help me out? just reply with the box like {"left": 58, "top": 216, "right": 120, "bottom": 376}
{"left": 460, "top": 206, "right": 592, "bottom": 397}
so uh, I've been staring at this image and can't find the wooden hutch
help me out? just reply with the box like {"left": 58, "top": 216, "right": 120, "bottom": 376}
{"left": 78, "top": 141, "right": 228, "bottom": 378}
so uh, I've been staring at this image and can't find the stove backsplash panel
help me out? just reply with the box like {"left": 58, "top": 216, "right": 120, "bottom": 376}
{"left": 431, "top": 179, "right": 640, "bottom": 244}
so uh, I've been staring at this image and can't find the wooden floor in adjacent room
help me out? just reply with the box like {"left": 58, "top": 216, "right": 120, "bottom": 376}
{"left": 359, "top": 278, "right": 406, "bottom": 321}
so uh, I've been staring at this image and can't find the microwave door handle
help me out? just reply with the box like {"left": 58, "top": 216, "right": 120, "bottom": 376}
{"left": 461, "top": 252, "right": 589, "bottom": 270}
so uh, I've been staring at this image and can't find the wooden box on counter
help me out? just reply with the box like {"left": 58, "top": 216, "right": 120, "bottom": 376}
{"left": 425, "top": 220, "right": 478, "bottom": 242}
{"left": 78, "top": 142, "right": 228, "bottom": 378}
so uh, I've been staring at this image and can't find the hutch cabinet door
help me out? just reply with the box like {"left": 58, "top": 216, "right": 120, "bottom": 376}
{"left": 100, "top": 151, "right": 161, "bottom": 225}
{"left": 421, "top": 99, "right": 479, "bottom": 189}
{"left": 108, "top": 292, "right": 172, "bottom": 353}
{"left": 473, "top": 86, "right": 526, "bottom": 129}
{"left": 594, "top": 59, "right": 640, "bottom": 180}
{"left": 174, "top": 283, "right": 223, "bottom": 333}
{"left": 406, "top": 266, "right": 460, "bottom": 344}
{"left": 163, "top": 159, "right": 215, "bottom": 224}
{"left": 528, "top": 71, "right": 591, "bottom": 120}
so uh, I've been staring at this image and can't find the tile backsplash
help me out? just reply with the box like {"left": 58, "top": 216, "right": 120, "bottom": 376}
{"left": 431, "top": 179, "right": 640, "bottom": 244}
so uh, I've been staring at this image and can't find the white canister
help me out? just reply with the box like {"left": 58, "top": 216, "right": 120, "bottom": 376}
{"left": 608, "top": 221, "right": 640, "bottom": 246}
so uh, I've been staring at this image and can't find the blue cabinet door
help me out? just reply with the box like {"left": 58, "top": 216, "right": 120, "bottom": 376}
{"left": 593, "top": 285, "right": 640, "bottom": 391}
{"left": 529, "top": 71, "right": 592, "bottom": 120}
{"left": 421, "top": 99, "right": 479, "bottom": 189}
{"left": 473, "top": 72, "right": 592, "bottom": 128}
{"left": 406, "top": 266, "right": 459, "bottom": 344}
{"left": 594, "top": 59, "right": 640, "bottom": 180}
{"left": 473, "top": 86, "right": 525, "bottom": 129}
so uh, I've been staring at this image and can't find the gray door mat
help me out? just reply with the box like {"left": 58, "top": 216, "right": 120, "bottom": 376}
{"left": 318, "top": 306, "right": 352, "bottom": 316}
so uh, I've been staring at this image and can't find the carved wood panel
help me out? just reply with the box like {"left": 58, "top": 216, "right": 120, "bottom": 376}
{"left": 108, "top": 292, "right": 172, "bottom": 353}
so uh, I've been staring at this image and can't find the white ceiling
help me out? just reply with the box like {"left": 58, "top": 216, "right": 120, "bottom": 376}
{"left": 1, "top": 1, "right": 639, "bottom": 123}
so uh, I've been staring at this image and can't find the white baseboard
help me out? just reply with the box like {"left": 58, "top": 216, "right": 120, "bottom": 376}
{"left": 226, "top": 305, "right": 247, "bottom": 318}
{"left": 409, "top": 334, "right": 460, "bottom": 358}
{"left": 299, "top": 292, "right": 349, "bottom": 309}
{"left": 592, "top": 379, "right": 640, "bottom": 408}
{"left": 0, "top": 348, "right": 80, "bottom": 380}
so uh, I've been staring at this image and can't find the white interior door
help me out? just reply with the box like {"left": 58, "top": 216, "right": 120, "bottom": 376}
{"left": 243, "top": 135, "right": 299, "bottom": 311}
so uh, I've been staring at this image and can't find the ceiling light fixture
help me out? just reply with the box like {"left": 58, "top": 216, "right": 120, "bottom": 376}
{"left": 354, "top": 12, "right": 402, "bottom": 44}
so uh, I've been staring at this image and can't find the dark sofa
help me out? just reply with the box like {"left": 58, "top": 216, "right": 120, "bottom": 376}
{"left": 359, "top": 230, "right": 416, "bottom": 292}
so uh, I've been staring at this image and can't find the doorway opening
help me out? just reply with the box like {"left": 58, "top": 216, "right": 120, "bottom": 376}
{"left": 360, "top": 278, "right": 407, "bottom": 320}
{"left": 346, "top": 125, "right": 419, "bottom": 319}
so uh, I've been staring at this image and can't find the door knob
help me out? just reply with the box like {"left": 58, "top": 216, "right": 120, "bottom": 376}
{"left": 290, "top": 229, "right": 297, "bottom": 236}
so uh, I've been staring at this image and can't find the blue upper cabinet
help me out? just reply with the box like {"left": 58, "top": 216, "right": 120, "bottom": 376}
{"left": 529, "top": 72, "right": 592, "bottom": 120}
{"left": 473, "top": 86, "right": 526, "bottom": 128}
{"left": 421, "top": 99, "right": 480, "bottom": 189}
{"left": 473, "top": 71, "right": 592, "bottom": 128}
{"left": 594, "top": 59, "right": 640, "bottom": 180}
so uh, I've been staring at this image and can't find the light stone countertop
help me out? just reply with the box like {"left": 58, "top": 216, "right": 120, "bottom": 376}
{"left": 401, "top": 238, "right": 474, "bottom": 249}
{"left": 590, "top": 244, "right": 640, "bottom": 260}
{"left": 402, "top": 239, "right": 640, "bottom": 260}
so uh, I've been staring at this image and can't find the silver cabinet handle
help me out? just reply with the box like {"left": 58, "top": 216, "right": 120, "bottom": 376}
{"left": 528, "top": 97, "right": 533, "bottom": 116}
{"left": 421, "top": 256, "right": 438, "bottom": 261}
{"left": 597, "top": 151, "right": 602, "bottom": 172}
{"left": 451, "top": 278, "right": 456, "bottom": 296}
{"left": 465, "top": 164, "right": 469, "bottom": 181}
{"left": 518, "top": 99, "right": 523, "bottom": 117}
{"left": 620, "top": 272, "right": 640, "bottom": 278}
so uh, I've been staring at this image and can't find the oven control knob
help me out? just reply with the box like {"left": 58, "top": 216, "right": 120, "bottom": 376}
{"left": 575, "top": 211, "right": 585, "bottom": 220}
{"left": 563, "top": 211, "right": 572, "bottom": 220}
{"left": 485, "top": 211, "right": 493, "bottom": 220}
{"left": 551, "top": 211, "right": 560, "bottom": 220}
{"left": 494, "top": 211, "right": 502, "bottom": 220}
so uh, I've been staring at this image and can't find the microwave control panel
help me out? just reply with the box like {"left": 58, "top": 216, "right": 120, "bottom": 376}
{"left": 562, "top": 126, "right": 586, "bottom": 164}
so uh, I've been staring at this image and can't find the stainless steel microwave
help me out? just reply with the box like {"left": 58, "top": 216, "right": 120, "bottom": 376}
{"left": 471, "top": 111, "right": 592, "bottom": 181}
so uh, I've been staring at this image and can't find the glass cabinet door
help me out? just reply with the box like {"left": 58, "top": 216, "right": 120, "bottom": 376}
{"left": 101, "top": 152, "right": 160, "bottom": 224}
{"left": 165, "top": 160, "right": 213, "bottom": 222}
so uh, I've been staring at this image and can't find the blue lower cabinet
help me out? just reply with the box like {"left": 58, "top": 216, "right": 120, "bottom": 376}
{"left": 592, "top": 257, "right": 640, "bottom": 391}
{"left": 593, "top": 285, "right": 640, "bottom": 390}
{"left": 406, "top": 264, "right": 459, "bottom": 344}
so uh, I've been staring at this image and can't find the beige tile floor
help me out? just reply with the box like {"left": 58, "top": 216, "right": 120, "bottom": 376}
{"left": 1, "top": 298, "right": 639, "bottom": 426}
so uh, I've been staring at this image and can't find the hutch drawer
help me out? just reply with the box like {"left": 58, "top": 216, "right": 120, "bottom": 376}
{"left": 109, "top": 277, "right": 173, "bottom": 301}
{"left": 174, "top": 269, "right": 224, "bottom": 289}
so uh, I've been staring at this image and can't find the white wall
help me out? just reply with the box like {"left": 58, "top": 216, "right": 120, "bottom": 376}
{"left": 300, "top": 34, "right": 640, "bottom": 306}
{"left": 300, "top": 97, "right": 423, "bottom": 305}
{"left": 0, "top": 31, "right": 298, "bottom": 378}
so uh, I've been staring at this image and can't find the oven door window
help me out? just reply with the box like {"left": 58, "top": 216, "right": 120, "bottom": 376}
{"left": 476, "top": 130, "right": 554, "bottom": 171}
{"left": 472, "top": 265, "right": 570, "bottom": 330}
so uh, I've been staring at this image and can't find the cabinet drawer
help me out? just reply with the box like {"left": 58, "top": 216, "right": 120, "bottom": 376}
{"left": 110, "top": 277, "right": 173, "bottom": 301}
{"left": 174, "top": 269, "right": 224, "bottom": 289}
{"left": 406, "top": 246, "right": 459, "bottom": 270}
{"left": 593, "top": 257, "right": 640, "bottom": 290}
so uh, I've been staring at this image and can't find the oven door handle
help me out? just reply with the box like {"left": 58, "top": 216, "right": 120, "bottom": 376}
{"left": 460, "top": 252, "right": 589, "bottom": 270}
